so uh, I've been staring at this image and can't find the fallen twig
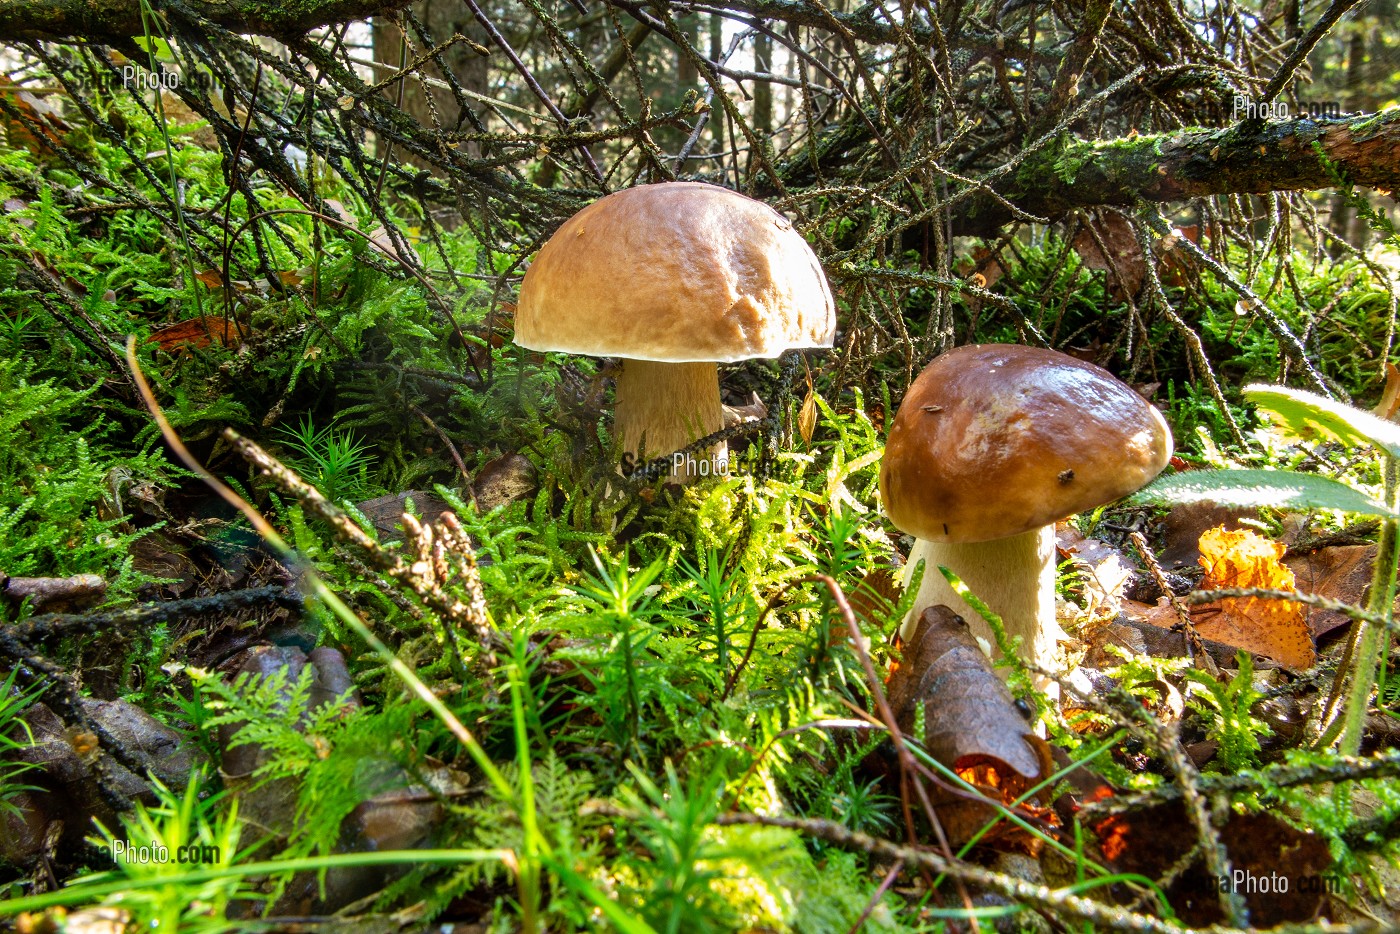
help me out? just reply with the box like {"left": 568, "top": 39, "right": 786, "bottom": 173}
{"left": 9, "top": 586, "right": 302, "bottom": 645}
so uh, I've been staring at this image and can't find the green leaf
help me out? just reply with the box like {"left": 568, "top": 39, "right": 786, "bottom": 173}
{"left": 1130, "top": 469, "right": 1399, "bottom": 518}
{"left": 132, "top": 36, "right": 174, "bottom": 60}
{"left": 1246, "top": 383, "right": 1400, "bottom": 459}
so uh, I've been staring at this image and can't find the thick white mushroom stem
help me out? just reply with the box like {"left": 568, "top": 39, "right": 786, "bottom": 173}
{"left": 614, "top": 359, "right": 726, "bottom": 480}
{"left": 899, "top": 526, "right": 1065, "bottom": 678}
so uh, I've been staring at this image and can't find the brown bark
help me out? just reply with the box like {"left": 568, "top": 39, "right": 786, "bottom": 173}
{"left": 0, "top": 0, "right": 406, "bottom": 40}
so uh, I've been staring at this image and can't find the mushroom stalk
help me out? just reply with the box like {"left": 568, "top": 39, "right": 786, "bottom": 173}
{"left": 614, "top": 359, "right": 726, "bottom": 479}
{"left": 900, "top": 526, "right": 1064, "bottom": 674}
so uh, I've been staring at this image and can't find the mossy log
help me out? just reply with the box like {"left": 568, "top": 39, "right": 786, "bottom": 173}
{"left": 0, "top": 0, "right": 407, "bottom": 40}
{"left": 959, "top": 109, "right": 1400, "bottom": 234}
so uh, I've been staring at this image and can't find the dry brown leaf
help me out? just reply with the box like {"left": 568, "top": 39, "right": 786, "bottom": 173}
{"left": 364, "top": 224, "right": 421, "bottom": 268}
{"left": 5, "top": 197, "right": 33, "bottom": 229}
{"left": 320, "top": 198, "right": 421, "bottom": 269}
{"left": 158, "top": 91, "right": 219, "bottom": 148}
{"left": 322, "top": 198, "right": 358, "bottom": 228}
{"left": 1072, "top": 213, "right": 1144, "bottom": 300}
{"left": 473, "top": 453, "right": 538, "bottom": 513}
{"left": 1093, "top": 805, "right": 1331, "bottom": 927}
{"left": 1093, "top": 615, "right": 1284, "bottom": 670}
{"left": 797, "top": 377, "right": 817, "bottom": 446}
{"left": 193, "top": 269, "right": 224, "bottom": 289}
{"left": 1285, "top": 544, "right": 1381, "bottom": 639}
{"left": 888, "top": 606, "right": 1053, "bottom": 846}
{"left": 721, "top": 392, "right": 768, "bottom": 428}
{"left": 1056, "top": 523, "right": 1132, "bottom": 614}
{"left": 148, "top": 316, "right": 241, "bottom": 351}
{"left": 1158, "top": 502, "right": 1259, "bottom": 570}
{"left": 0, "top": 79, "right": 68, "bottom": 153}
{"left": 1193, "top": 526, "right": 1315, "bottom": 669}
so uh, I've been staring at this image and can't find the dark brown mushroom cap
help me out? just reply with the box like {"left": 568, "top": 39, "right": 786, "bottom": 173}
{"left": 514, "top": 182, "right": 835, "bottom": 363}
{"left": 880, "top": 344, "right": 1173, "bottom": 544}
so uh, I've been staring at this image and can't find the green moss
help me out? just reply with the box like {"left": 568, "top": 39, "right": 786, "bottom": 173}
{"left": 1349, "top": 105, "right": 1400, "bottom": 137}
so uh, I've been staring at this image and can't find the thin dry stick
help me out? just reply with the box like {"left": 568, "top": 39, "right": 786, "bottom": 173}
{"left": 803, "top": 573, "right": 983, "bottom": 926}
{"left": 121, "top": 336, "right": 511, "bottom": 798}
{"left": 1130, "top": 531, "right": 1221, "bottom": 677}
{"left": 1080, "top": 750, "right": 1400, "bottom": 820}
{"left": 845, "top": 858, "right": 902, "bottom": 934}
{"left": 225, "top": 431, "right": 499, "bottom": 671}
{"left": 706, "top": 807, "right": 1203, "bottom": 933}
{"left": 1184, "top": 587, "right": 1391, "bottom": 630}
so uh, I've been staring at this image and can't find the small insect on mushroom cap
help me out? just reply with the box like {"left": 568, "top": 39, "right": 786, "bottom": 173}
{"left": 880, "top": 344, "right": 1173, "bottom": 544}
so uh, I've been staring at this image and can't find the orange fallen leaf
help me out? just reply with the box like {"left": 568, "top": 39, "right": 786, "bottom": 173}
{"left": 0, "top": 79, "right": 68, "bottom": 153}
{"left": 149, "top": 316, "right": 241, "bottom": 351}
{"left": 1193, "top": 526, "right": 1315, "bottom": 670}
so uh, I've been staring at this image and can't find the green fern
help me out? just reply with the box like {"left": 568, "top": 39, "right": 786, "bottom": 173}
{"left": 1183, "top": 654, "right": 1271, "bottom": 771}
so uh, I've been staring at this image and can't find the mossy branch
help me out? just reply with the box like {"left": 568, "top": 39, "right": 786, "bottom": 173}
{"left": 961, "top": 109, "right": 1400, "bottom": 234}
{"left": 0, "top": 0, "right": 408, "bottom": 40}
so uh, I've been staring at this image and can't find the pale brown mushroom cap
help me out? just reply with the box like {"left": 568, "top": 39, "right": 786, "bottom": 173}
{"left": 514, "top": 182, "right": 835, "bottom": 363}
{"left": 880, "top": 344, "right": 1173, "bottom": 544}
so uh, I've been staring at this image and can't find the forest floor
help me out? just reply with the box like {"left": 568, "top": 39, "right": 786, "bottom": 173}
{"left": 2, "top": 79, "right": 1400, "bottom": 934}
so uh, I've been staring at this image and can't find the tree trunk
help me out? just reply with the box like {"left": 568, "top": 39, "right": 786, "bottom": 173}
{"left": 709, "top": 12, "right": 726, "bottom": 153}
{"left": 1327, "top": 26, "right": 1367, "bottom": 255}
{"left": 372, "top": 2, "right": 489, "bottom": 165}
{"left": 753, "top": 31, "right": 773, "bottom": 134}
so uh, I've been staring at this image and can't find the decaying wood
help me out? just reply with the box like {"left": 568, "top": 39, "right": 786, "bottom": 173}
{"left": 2, "top": 574, "right": 107, "bottom": 614}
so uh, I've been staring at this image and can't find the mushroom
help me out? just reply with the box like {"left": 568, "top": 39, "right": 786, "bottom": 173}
{"left": 879, "top": 344, "right": 1173, "bottom": 678}
{"left": 514, "top": 182, "right": 835, "bottom": 479}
